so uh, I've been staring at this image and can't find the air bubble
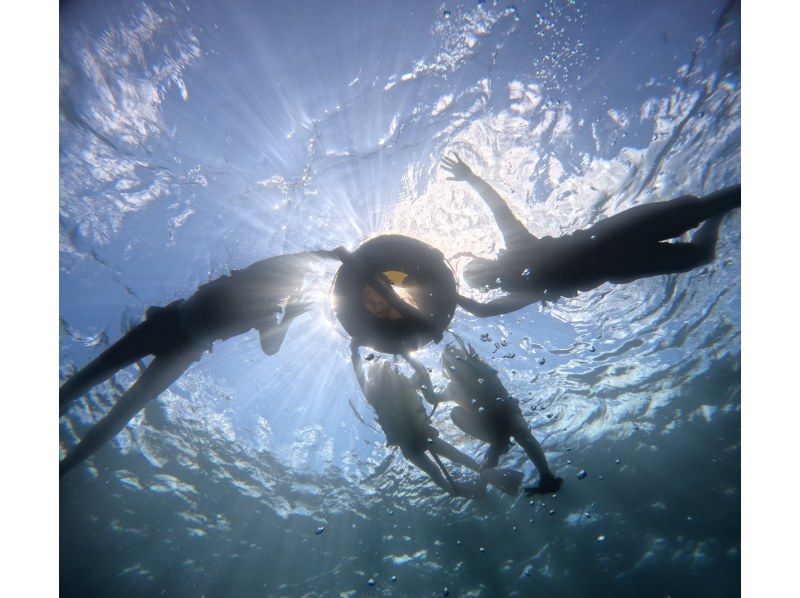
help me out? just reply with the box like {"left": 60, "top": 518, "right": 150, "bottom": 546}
{"left": 367, "top": 578, "right": 376, "bottom": 586}
{"left": 315, "top": 526, "right": 325, "bottom": 535}
{"left": 577, "top": 470, "right": 587, "bottom": 480}
{"left": 597, "top": 535, "right": 606, "bottom": 542}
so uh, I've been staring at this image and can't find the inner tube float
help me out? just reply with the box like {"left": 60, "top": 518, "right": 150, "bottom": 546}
{"left": 332, "top": 235, "right": 457, "bottom": 354}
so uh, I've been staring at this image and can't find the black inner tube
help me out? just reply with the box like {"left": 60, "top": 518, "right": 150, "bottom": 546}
{"left": 332, "top": 235, "right": 458, "bottom": 354}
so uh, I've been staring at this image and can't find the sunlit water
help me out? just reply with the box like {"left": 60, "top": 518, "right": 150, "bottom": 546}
{"left": 60, "top": 1, "right": 740, "bottom": 595}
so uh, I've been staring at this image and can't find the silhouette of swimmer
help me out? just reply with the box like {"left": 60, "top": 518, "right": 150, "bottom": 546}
{"left": 440, "top": 154, "right": 741, "bottom": 317}
{"left": 350, "top": 341, "right": 491, "bottom": 499}
{"left": 59, "top": 249, "right": 342, "bottom": 478}
{"left": 407, "top": 335, "right": 562, "bottom": 496}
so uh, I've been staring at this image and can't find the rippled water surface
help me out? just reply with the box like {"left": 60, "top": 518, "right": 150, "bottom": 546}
{"left": 60, "top": 1, "right": 741, "bottom": 596}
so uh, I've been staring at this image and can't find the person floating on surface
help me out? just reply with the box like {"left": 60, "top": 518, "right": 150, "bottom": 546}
{"left": 407, "top": 335, "right": 562, "bottom": 496}
{"left": 349, "top": 341, "right": 489, "bottom": 499}
{"left": 59, "top": 249, "right": 342, "bottom": 478}
{"left": 440, "top": 154, "right": 741, "bottom": 317}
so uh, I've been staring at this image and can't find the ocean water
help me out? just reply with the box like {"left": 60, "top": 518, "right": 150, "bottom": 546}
{"left": 59, "top": 1, "right": 741, "bottom": 596}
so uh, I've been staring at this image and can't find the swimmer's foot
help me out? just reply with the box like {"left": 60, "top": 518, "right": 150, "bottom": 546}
{"left": 523, "top": 473, "right": 563, "bottom": 496}
{"left": 452, "top": 479, "right": 487, "bottom": 499}
{"left": 481, "top": 467, "right": 524, "bottom": 495}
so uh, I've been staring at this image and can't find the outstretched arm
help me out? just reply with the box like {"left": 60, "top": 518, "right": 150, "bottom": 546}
{"left": 258, "top": 298, "right": 310, "bottom": 355}
{"left": 404, "top": 354, "right": 445, "bottom": 407}
{"left": 310, "top": 246, "right": 349, "bottom": 261}
{"left": 456, "top": 293, "right": 537, "bottom": 318}
{"left": 441, "top": 154, "right": 535, "bottom": 248}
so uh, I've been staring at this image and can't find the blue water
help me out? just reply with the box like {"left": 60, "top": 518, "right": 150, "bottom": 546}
{"left": 60, "top": 1, "right": 740, "bottom": 595}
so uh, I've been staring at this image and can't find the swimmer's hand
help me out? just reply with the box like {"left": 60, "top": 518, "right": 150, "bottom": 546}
{"left": 441, "top": 153, "right": 475, "bottom": 181}
{"left": 332, "top": 246, "right": 350, "bottom": 261}
{"left": 523, "top": 473, "right": 563, "bottom": 496}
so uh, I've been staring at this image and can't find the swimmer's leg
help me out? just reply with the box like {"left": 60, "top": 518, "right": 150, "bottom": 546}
{"left": 607, "top": 235, "right": 722, "bottom": 284}
{"left": 509, "top": 414, "right": 563, "bottom": 495}
{"left": 509, "top": 415, "right": 553, "bottom": 478}
{"left": 59, "top": 353, "right": 192, "bottom": 478}
{"left": 60, "top": 317, "right": 161, "bottom": 416}
{"left": 480, "top": 443, "right": 506, "bottom": 470}
{"left": 588, "top": 185, "right": 740, "bottom": 245}
{"left": 450, "top": 406, "right": 494, "bottom": 444}
{"left": 404, "top": 450, "right": 457, "bottom": 495}
{"left": 430, "top": 437, "right": 480, "bottom": 472}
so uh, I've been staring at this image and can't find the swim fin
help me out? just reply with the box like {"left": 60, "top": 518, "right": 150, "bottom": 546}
{"left": 523, "top": 474, "right": 563, "bottom": 495}
{"left": 452, "top": 478, "right": 487, "bottom": 499}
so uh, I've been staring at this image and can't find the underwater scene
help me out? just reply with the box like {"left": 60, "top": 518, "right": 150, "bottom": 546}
{"left": 59, "top": 1, "right": 741, "bottom": 596}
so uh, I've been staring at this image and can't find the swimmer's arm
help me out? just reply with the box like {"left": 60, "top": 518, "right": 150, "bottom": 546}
{"left": 350, "top": 342, "right": 368, "bottom": 394}
{"left": 468, "top": 175, "right": 534, "bottom": 248}
{"left": 368, "top": 274, "right": 434, "bottom": 329}
{"left": 456, "top": 293, "right": 536, "bottom": 317}
{"left": 405, "top": 355, "right": 444, "bottom": 406}
{"left": 258, "top": 314, "right": 285, "bottom": 355}
{"left": 258, "top": 299, "right": 311, "bottom": 355}
{"left": 309, "top": 246, "right": 349, "bottom": 261}
{"left": 441, "top": 154, "right": 534, "bottom": 247}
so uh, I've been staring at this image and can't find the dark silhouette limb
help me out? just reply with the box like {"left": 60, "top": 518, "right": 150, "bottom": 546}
{"left": 586, "top": 185, "right": 740, "bottom": 246}
{"left": 405, "top": 450, "right": 457, "bottom": 494}
{"left": 480, "top": 443, "right": 506, "bottom": 470}
{"left": 60, "top": 351, "right": 197, "bottom": 478}
{"left": 510, "top": 418, "right": 553, "bottom": 478}
{"left": 450, "top": 406, "right": 494, "bottom": 444}
{"left": 59, "top": 317, "right": 161, "bottom": 416}
{"left": 441, "top": 154, "right": 533, "bottom": 248}
{"left": 430, "top": 437, "right": 480, "bottom": 471}
{"left": 457, "top": 293, "right": 536, "bottom": 318}
{"left": 258, "top": 297, "right": 311, "bottom": 355}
